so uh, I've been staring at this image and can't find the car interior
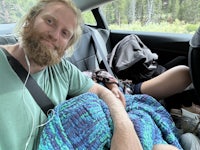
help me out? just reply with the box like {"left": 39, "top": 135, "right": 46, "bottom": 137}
{"left": 0, "top": 0, "right": 200, "bottom": 139}
{"left": 72, "top": 0, "right": 200, "bottom": 110}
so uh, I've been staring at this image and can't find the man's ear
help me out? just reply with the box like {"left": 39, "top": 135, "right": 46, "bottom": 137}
{"left": 23, "top": 21, "right": 29, "bottom": 28}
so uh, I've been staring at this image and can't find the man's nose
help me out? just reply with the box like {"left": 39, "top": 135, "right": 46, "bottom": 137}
{"left": 48, "top": 29, "right": 60, "bottom": 41}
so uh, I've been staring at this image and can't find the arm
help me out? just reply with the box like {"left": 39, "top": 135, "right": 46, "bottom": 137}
{"left": 89, "top": 83, "right": 143, "bottom": 150}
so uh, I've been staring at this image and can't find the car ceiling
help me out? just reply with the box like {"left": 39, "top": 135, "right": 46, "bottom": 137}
{"left": 72, "top": 0, "right": 114, "bottom": 11}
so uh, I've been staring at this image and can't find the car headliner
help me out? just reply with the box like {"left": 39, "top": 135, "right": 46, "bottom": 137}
{"left": 73, "top": 0, "right": 114, "bottom": 11}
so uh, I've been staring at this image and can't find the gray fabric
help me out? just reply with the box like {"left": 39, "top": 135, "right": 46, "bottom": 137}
{"left": 67, "top": 25, "right": 110, "bottom": 71}
{"left": 180, "top": 133, "right": 200, "bottom": 150}
{"left": 0, "top": 35, "right": 18, "bottom": 45}
{"left": 97, "top": 28, "right": 112, "bottom": 53}
{"left": 108, "top": 34, "right": 158, "bottom": 72}
{"left": 67, "top": 27, "right": 100, "bottom": 71}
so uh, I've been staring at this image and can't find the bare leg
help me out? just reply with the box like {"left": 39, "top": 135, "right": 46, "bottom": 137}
{"left": 153, "top": 144, "right": 179, "bottom": 150}
{"left": 141, "top": 65, "right": 191, "bottom": 100}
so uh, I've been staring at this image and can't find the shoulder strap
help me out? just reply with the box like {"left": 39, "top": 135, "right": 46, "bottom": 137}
{"left": 2, "top": 49, "right": 54, "bottom": 115}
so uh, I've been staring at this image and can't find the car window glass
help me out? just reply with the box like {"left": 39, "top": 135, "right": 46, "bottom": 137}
{"left": 82, "top": 11, "right": 97, "bottom": 26}
{"left": 0, "top": 0, "right": 36, "bottom": 24}
{"left": 0, "top": 0, "right": 37, "bottom": 35}
{"left": 100, "top": 0, "right": 199, "bottom": 34}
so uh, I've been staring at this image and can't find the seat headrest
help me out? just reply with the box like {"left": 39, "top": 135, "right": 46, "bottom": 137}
{"left": 190, "top": 27, "right": 200, "bottom": 48}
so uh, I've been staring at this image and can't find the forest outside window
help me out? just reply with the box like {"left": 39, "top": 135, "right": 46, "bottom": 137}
{"left": 100, "top": 0, "right": 200, "bottom": 34}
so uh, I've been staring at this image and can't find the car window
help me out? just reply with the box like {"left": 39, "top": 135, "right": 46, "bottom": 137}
{"left": 0, "top": 0, "right": 36, "bottom": 35}
{"left": 0, "top": 0, "right": 36, "bottom": 24}
{"left": 100, "top": 0, "right": 200, "bottom": 34}
{"left": 82, "top": 11, "right": 97, "bottom": 26}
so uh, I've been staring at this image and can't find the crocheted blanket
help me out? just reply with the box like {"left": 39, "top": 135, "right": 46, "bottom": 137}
{"left": 38, "top": 93, "right": 182, "bottom": 150}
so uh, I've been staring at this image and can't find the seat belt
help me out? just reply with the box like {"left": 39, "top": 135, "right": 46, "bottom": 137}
{"left": 89, "top": 27, "right": 115, "bottom": 77}
{"left": 89, "top": 27, "right": 127, "bottom": 90}
{"left": 2, "top": 48, "right": 54, "bottom": 115}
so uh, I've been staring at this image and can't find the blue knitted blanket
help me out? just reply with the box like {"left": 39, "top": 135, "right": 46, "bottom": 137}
{"left": 38, "top": 93, "right": 182, "bottom": 150}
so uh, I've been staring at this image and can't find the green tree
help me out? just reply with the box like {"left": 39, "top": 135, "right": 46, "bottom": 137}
{"left": 126, "top": 0, "right": 137, "bottom": 24}
{"left": 179, "top": 0, "right": 200, "bottom": 23}
{"left": 0, "top": 0, "right": 12, "bottom": 23}
{"left": 0, "top": 0, "right": 36, "bottom": 23}
{"left": 102, "top": 1, "right": 116, "bottom": 24}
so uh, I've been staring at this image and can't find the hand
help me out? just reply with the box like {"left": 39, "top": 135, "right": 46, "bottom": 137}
{"left": 89, "top": 83, "right": 143, "bottom": 150}
{"left": 110, "top": 86, "right": 126, "bottom": 107}
{"left": 105, "top": 83, "right": 126, "bottom": 107}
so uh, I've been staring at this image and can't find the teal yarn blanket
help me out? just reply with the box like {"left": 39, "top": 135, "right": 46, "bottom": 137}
{"left": 38, "top": 93, "right": 183, "bottom": 150}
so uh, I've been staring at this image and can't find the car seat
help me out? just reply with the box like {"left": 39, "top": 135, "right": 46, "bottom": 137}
{"left": 0, "top": 35, "right": 18, "bottom": 45}
{"left": 66, "top": 25, "right": 110, "bottom": 71}
{"left": 188, "top": 27, "right": 200, "bottom": 98}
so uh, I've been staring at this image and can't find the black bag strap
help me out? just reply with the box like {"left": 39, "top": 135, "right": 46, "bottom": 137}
{"left": 2, "top": 49, "right": 54, "bottom": 115}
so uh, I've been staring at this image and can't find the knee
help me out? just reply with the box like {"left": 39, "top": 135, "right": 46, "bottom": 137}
{"left": 175, "top": 65, "right": 191, "bottom": 84}
{"left": 175, "top": 65, "right": 189, "bottom": 75}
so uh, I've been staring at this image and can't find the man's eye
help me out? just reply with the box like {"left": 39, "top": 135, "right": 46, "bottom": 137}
{"left": 63, "top": 31, "right": 67, "bottom": 36}
{"left": 62, "top": 31, "right": 71, "bottom": 39}
{"left": 46, "top": 19, "right": 53, "bottom": 25}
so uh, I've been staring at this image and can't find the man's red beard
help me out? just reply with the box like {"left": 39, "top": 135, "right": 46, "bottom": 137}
{"left": 22, "top": 28, "right": 65, "bottom": 67}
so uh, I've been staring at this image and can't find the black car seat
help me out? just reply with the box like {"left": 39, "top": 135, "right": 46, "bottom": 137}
{"left": 188, "top": 27, "right": 200, "bottom": 98}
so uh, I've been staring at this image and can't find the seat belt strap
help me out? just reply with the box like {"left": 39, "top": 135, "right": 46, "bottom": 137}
{"left": 2, "top": 48, "right": 54, "bottom": 115}
{"left": 89, "top": 27, "right": 115, "bottom": 77}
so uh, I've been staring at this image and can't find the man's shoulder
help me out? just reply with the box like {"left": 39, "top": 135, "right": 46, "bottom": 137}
{"left": 48, "top": 58, "right": 79, "bottom": 75}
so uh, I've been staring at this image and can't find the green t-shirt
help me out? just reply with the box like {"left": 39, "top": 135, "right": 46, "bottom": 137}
{"left": 0, "top": 48, "right": 94, "bottom": 150}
